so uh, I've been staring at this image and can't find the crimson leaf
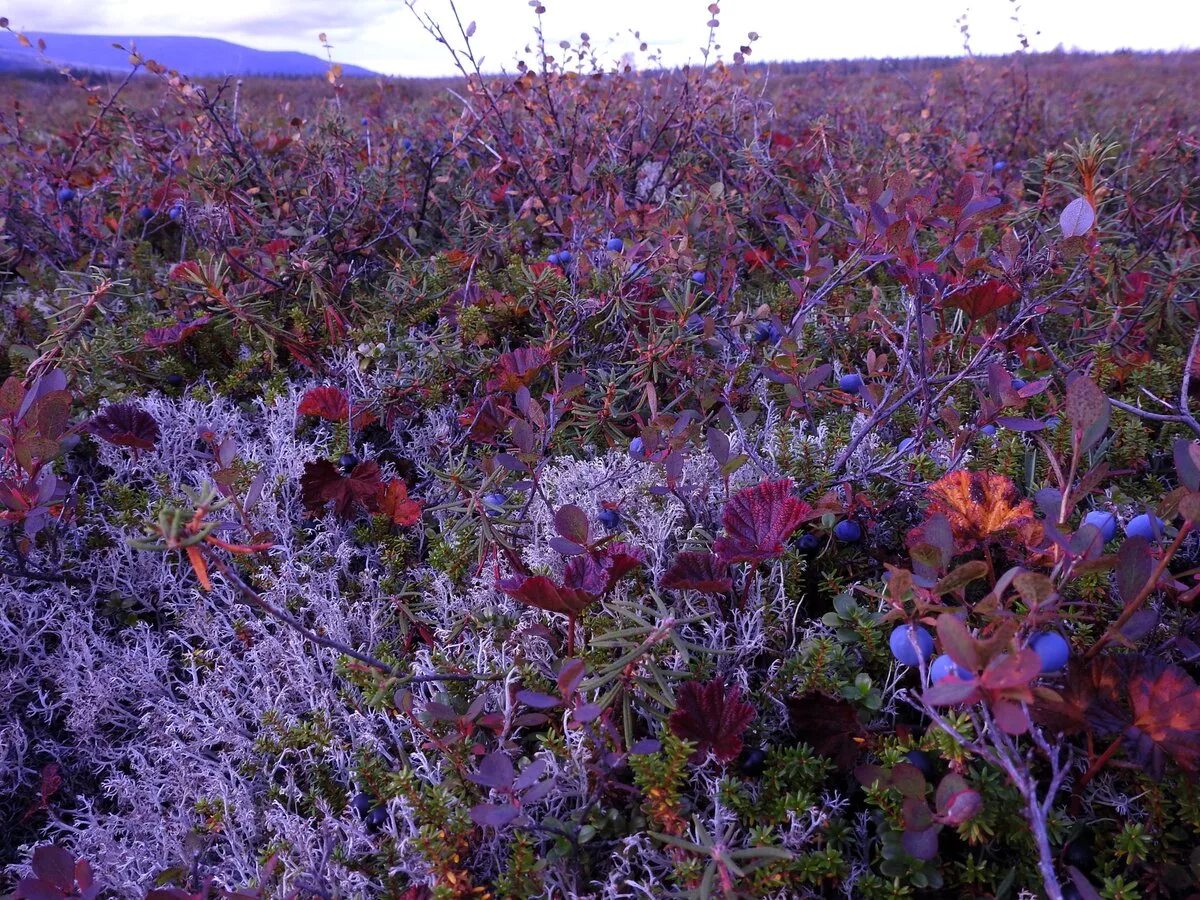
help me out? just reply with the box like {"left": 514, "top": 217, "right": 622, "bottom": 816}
{"left": 668, "top": 678, "right": 756, "bottom": 763}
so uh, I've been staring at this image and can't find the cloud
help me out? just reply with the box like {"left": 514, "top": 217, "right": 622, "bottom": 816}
{"left": 2, "top": 0, "right": 1197, "bottom": 78}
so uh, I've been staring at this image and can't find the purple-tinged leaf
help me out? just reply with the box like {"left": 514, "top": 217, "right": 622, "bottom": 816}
{"left": 471, "top": 802, "right": 519, "bottom": 828}
{"left": 995, "top": 416, "right": 1046, "bottom": 432}
{"left": 901, "top": 826, "right": 940, "bottom": 860}
{"left": 1060, "top": 196, "right": 1096, "bottom": 237}
{"left": 554, "top": 504, "right": 590, "bottom": 545}
{"left": 661, "top": 551, "right": 733, "bottom": 594}
{"left": 517, "top": 689, "right": 561, "bottom": 709}
{"left": 513, "top": 758, "right": 547, "bottom": 792}
{"left": 549, "top": 536, "right": 586, "bottom": 556}
{"left": 468, "top": 751, "right": 515, "bottom": 789}
{"left": 1116, "top": 537, "right": 1152, "bottom": 605}
{"left": 32, "top": 844, "right": 75, "bottom": 889}
{"left": 714, "top": 479, "right": 813, "bottom": 564}
{"left": 1066, "top": 376, "right": 1110, "bottom": 454}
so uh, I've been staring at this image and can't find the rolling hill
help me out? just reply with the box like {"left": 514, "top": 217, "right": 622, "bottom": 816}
{"left": 0, "top": 32, "right": 379, "bottom": 77}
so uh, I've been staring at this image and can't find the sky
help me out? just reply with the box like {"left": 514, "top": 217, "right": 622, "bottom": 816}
{"left": 3, "top": 0, "right": 1197, "bottom": 77}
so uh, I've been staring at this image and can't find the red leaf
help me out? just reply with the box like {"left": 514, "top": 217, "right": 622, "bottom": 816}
{"left": 668, "top": 678, "right": 756, "bottom": 763}
{"left": 297, "top": 386, "right": 377, "bottom": 428}
{"left": 944, "top": 278, "right": 1020, "bottom": 319}
{"left": 379, "top": 479, "right": 422, "bottom": 526}
{"left": 84, "top": 403, "right": 160, "bottom": 451}
{"left": 1126, "top": 657, "right": 1200, "bottom": 777}
{"left": 300, "top": 459, "right": 382, "bottom": 519}
{"left": 661, "top": 551, "right": 733, "bottom": 594}
{"left": 714, "top": 479, "right": 813, "bottom": 564}
{"left": 488, "top": 347, "right": 550, "bottom": 392}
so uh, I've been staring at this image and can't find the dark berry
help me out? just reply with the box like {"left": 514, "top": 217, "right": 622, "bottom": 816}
{"left": 739, "top": 747, "right": 767, "bottom": 777}
{"left": 165, "top": 373, "right": 185, "bottom": 388}
{"left": 351, "top": 792, "right": 373, "bottom": 818}
{"left": 1061, "top": 885, "right": 1082, "bottom": 900}
{"left": 904, "top": 749, "right": 937, "bottom": 779}
{"left": 364, "top": 805, "right": 388, "bottom": 830}
{"left": 753, "top": 322, "right": 780, "bottom": 344}
{"left": 1063, "top": 836, "right": 1094, "bottom": 870}
{"left": 139, "top": 205, "right": 155, "bottom": 220}
{"left": 597, "top": 508, "right": 621, "bottom": 530}
{"left": 339, "top": 453, "right": 359, "bottom": 473}
{"left": 606, "top": 237, "right": 624, "bottom": 252}
{"left": 795, "top": 533, "right": 821, "bottom": 552}
{"left": 57, "top": 186, "right": 76, "bottom": 204}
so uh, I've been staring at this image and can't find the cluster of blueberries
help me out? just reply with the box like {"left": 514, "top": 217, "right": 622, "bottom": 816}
{"left": 889, "top": 622, "right": 1071, "bottom": 678}
{"left": 545, "top": 237, "right": 708, "bottom": 288}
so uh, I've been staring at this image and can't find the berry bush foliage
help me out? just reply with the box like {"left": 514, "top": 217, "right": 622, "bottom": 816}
{"left": 3, "top": 7, "right": 1200, "bottom": 898}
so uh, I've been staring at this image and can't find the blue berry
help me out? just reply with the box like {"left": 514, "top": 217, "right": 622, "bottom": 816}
{"left": 1045, "top": 416, "right": 1061, "bottom": 429}
{"left": 401, "top": 137, "right": 414, "bottom": 151}
{"left": 1011, "top": 378, "right": 1026, "bottom": 390}
{"left": 56, "top": 186, "right": 76, "bottom": 204}
{"left": 1082, "top": 510, "right": 1117, "bottom": 543}
{"left": 930, "top": 654, "right": 974, "bottom": 683}
{"left": 838, "top": 373, "right": 864, "bottom": 394}
{"left": 691, "top": 271, "right": 706, "bottom": 285}
{"left": 629, "top": 437, "right": 645, "bottom": 459}
{"left": 483, "top": 492, "right": 507, "bottom": 510}
{"left": 739, "top": 746, "right": 767, "bottom": 777}
{"left": 597, "top": 508, "right": 621, "bottom": 530}
{"left": 834, "top": 520, "right": 862, "bottom": 543}
{"left": 339, "top": 453, "right": 359, "bottom": 473}
{"left": 351, "top": 792, "right": 373, "bottom": 818}
{"left": 557, "top": 250, "right": 573, "bottom": 264}
{"left": 606, "top": 237, "right": 624, "bottom": 252}
{"left": 360, "top": 116, "right": 369, "bottom": 126}
{"left": 364, "top": 805, "right": 388, "bottom": 830}
{"left": 1030, "top": 631, "right": 1069, "bottom": 673}
{"left": 981, "top": 424, "right": 997, "bottom": 437}
{"left": 904, "top": 749, "right": 936, "bottom": 778}
{"left": 165, "top": 373, "right": 184, "bottom": 388}
{"left": 169, "top": 204, "right": 184, "bottom": 221}
{"left": 795, "top": 533, "right": 820, "bottom": 552}
{"left": 889, "top": 624, "right": 934, "bottom": 667}
{"left": 1125, "top": 513, "right": 1164, "bottom": 542}
{"left": 139, "top": 205, "right": 155, "bottom": 220}
{"left": 993, "top": 160, "right": 1008, "bottom": 171}
{"left": 547, "top": 252, "right": 561, "bottom": 265}
{"left": 753, "top": 322, "right": 780, "bottom": 344}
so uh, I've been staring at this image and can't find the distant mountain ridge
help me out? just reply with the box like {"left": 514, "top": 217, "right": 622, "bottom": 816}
{"left": 0, "top": 32, "right": 379, "bottom": 78}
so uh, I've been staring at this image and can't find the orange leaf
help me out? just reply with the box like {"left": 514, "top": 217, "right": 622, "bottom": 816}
{"left": 925, "top": 470, "right": 1042, "bottom": 552}
{"left": 186, "top": 544, "right": 212, "bottom": 591}
{"left": 379, "top": 479, "right": 422, "bottom": 526}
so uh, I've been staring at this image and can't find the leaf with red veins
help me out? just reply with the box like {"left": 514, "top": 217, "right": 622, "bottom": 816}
{"left": 300, "top": 459, "right": 382, "bottom": 519}
{"left": 669, "top": 678, "right": 756, "bottom": 764}
{"left": 84, "top": 402, "right": 160, "bottom": 451}
{"left": 661, "top": 551, "right": 733, "bottom": 594}
{"left": 714, "top": 479, "right": 813, "bottom": 564}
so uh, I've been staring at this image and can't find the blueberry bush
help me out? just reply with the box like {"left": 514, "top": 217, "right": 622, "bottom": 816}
{"left": 2, "top": 6, "right": 1200, "bottom": 899}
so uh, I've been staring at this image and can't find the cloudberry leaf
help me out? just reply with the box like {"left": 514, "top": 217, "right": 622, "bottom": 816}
{"left": 713, "top": 479, "right": 813, "bottom": 564}
{"left": 668, "top": 678, "right": 756, "bottom": 764}
{"left": 660, "top": 551, "right": 733, "bottom": 594}
{"left": 84, "top": 403, "right": 160, "bottom": 451}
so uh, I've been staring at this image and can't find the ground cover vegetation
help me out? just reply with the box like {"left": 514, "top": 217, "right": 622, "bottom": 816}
{"left": 1, "top": 4, "right": 1200, "bottom": 898}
